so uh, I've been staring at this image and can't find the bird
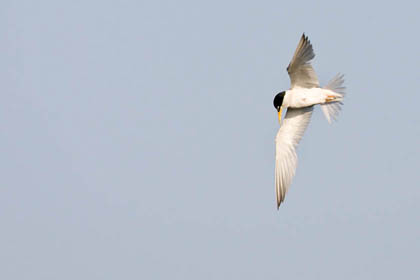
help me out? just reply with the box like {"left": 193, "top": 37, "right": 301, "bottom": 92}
{"left": 273, "top": 33, "right": 346, "bottom": 209}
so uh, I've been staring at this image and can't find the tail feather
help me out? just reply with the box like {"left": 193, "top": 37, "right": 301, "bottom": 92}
{"left": 321, "top": 74, "right": 346, "bottom": 124}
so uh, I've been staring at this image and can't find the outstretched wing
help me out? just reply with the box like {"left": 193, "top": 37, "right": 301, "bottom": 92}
{"left": 287, "top": 34, "right": 319, "bottom": 89}
{"left": 275, "top": 106, "right": 313, "bottom": 208}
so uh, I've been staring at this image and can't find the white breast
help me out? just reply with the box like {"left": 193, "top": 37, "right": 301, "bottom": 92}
{"left": 284, "top": 87, "right": 326, "bottom": 108}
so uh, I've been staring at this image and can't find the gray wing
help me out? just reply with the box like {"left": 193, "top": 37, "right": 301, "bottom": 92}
{"left": 287, "top": 34, "right": 319, "bottom": 89}
{"left": 275, "top": 106, "right": 313, "bottom": 208}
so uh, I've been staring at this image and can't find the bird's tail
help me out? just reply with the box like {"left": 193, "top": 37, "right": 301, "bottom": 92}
{"left": 321, "top": 73, "right": 346, "bottom": 124}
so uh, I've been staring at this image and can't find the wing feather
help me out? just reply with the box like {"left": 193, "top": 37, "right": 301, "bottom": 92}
{"left": 287, "top": 34, "right": 319, "bottom": 89}
{"left": 275, "top": 106, "right": 313, "bottom": 208}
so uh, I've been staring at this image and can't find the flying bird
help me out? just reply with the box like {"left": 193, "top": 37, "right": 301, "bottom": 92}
{"left": 273, "top": 33, "right": 345, "bottom": 208}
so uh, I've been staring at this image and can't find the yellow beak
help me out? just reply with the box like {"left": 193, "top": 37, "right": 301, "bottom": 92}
{"left": 278, "top": 107, "right": 283, "bottom": 125}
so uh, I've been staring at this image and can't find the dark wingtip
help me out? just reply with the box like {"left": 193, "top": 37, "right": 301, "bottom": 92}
{"left": 301, "top": 33, "right": 310, "bottom": 45}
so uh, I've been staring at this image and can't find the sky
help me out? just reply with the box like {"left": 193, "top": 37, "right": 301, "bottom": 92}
{"left": 1, "top": 1, "right": 419, "bottom": 279}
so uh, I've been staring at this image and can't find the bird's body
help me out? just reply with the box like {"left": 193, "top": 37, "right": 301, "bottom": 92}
{"left": 283, "top": 87, "right": 342, "bottom": 108}
{"left": 273, "top": 34, "right": 345, "bottom": 208}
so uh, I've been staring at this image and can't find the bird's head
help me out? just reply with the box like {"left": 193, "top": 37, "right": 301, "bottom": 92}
{"left": 273, "top": 91, "right": 285, "bottom": 124}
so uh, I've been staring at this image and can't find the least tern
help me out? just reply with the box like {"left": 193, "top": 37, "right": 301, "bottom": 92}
{"left": 273, "top": 33, "right": 345, "bottom": 208}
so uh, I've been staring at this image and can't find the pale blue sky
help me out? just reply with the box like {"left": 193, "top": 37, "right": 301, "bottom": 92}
{"left": 1, "top": 1, "right": 419, "bottom": 279}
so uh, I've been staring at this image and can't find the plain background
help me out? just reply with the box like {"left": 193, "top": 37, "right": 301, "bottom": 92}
{"left": 2, "top": 1, "right": 419, "bottom": 279}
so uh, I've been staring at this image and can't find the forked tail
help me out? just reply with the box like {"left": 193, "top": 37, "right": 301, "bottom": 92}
{"left": 321, "top": 73, "right": 346, "bottom": 124}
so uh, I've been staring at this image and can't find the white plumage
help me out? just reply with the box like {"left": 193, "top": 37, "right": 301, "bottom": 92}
{"left": 274, "top": 34, "right": 346, "bottom": 208}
